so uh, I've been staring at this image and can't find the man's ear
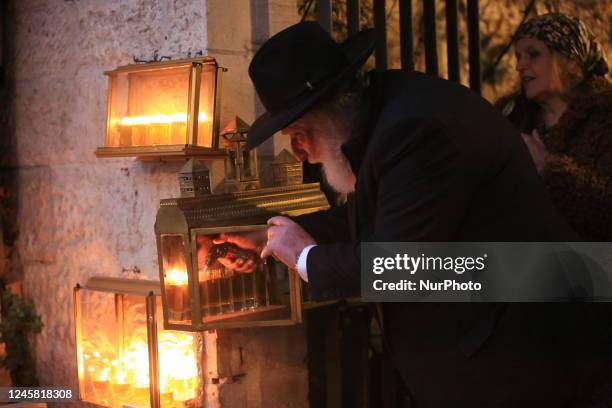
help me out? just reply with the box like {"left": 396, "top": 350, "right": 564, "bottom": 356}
{"left": 290, "top": 137, "right": 308, "bottom": 162}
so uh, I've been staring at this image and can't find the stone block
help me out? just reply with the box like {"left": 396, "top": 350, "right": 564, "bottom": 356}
{"left": 212, "top": 325, "right": 308, "bottom": 407}
{"left": 10, "top": 2, "right": 80, "bottom": 82}
{"left": 206, "top": 0, "right": 253, "bottom": 53}
{"left": 76, "top": 0, "right": 207, "bottom": 70}
{"left": 11, "top": 0, "right": 207, "bottom": 81}
{"left": 14, "top": 74, "right": 107, "bottom": 167}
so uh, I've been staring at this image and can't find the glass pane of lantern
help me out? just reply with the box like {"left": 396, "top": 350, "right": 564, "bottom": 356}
{"left": 78, "top": 289, "right": 199, "bottom": 408}
{"left": 194, "top": 227, "right": 294, "bottom": 324}
{"left": 79, "top": 290, "right": 122, "bottom": 406}
{"left": 160, "top": 234, "right": 192, "bottom": 325}
{"left": 107, "top": 66, "right": 191, "bottom": 147}
{"left": 195, "top": 64, "right": 216, "bottom": 147}
{"left": 156, "top": 297, "right": 199, "bottom": 406}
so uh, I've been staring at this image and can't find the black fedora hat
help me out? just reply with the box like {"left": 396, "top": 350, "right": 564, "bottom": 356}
{"left": 246, "top": 22, "right": 376, "bottom": 150}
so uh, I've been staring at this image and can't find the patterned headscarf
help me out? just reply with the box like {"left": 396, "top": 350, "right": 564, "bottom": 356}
{"left": 516, "top": 13, "right": 608, "bottom": 77}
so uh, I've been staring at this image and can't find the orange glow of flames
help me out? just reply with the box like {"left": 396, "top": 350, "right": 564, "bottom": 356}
{"left": 118, "top": 112, "right": 209, "bottom": 126}
{"left": 165, "top": 266, "right": 189, "bottom": 285}
{"left": 84, "top": 331, "right": 197, "bottom": 402}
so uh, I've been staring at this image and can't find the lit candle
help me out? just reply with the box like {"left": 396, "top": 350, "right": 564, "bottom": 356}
{"left": 92, "top": 368, "right": 111, "bottom": 396}
{"left": 118, "top": 124, "right": 133, "bottom": 146}
{"left": 111, "top": 369, "right": 131, "bottom": 394}
{"left": 119, "top": 113, "right": 190, "bottom": 146}
{"left": 159, "top": 377, "right": 175, "bottom": 403}
{"left": 160, "top": 390, "right": 174, "bottom": 404}
{"left": 165, "top": 266, "right": 189, "bottom": 314}
{"left": 132, "top": 371, "right": 150, "bottom": 400}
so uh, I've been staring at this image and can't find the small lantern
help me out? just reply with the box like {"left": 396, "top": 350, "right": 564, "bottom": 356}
{"left": 154, "top": 184, "right": 330, "bottom": 331}
{"left": 96, "top": 57, "right": 227, "bottom": 160}
{"left": 220, "top": 116, "right": 259, "bottom": 192}
{"left": 178, "top": 159, "right": 211, "bottom": 197}
{"left": 73, "top": 277, "right": 202, "bottom": 408}
{"left": 271, "top": 149, "right": 303, "bottom": 186}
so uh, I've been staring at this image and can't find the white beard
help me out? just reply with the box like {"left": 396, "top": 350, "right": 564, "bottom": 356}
{"left": 319, "top": 138, "right": 356, "bottom": 194}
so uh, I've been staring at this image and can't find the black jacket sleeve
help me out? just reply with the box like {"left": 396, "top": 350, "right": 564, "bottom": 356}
{"left": 292, "top": 201, "right": 351, "bottom": 244}
{"left": 304, "top": 119, "right": 481, "bottom": 300}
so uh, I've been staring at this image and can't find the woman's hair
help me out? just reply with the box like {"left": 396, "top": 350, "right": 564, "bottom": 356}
{"left": 515, "top": 13, "right": 608, "bottom": 78}
{"left": 549, "top": 51, "right": 584, "bottom": 98}
{"left": 501, "top": 13, "right": 608, "bottom": 133}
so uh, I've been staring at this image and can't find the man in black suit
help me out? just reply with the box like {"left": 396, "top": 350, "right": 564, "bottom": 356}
{"left": 215, "top": 22, "right": 610, "bottom": 407}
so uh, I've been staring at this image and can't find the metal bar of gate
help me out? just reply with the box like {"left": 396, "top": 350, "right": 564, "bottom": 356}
{"left": 347, "top": 0, "right": 360, "bottom": 36}
{"left": 317, "top": 0, "right": 332, "bottom": 33}
{"left": 423, "top": 0, "right": 439, "bottom": 75}
{"left": 467, "top": 0, "right": 481, "bottom": 92}
{"left": 373, "top": 0, "right": 387, "bottom": 71}
{"left": 399, "top": 0, "right": 414, "bottom": 70}
{"left": 445, "top": 0, "right": 460, "bottom": 82}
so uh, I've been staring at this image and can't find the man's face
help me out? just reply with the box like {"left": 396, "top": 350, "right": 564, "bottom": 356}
{"left": 281, "top": 114, "right": 356, "bottom": 194}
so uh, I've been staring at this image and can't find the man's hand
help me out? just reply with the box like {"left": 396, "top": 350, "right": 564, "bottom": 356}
{"left": 211, "top": 230, "right": 267, "bottom": 273}
{"left": 521, "top": 129, "right": 549, "bottom": 174}
{"left": 260, "top": 216, "right": 316, "bottom": 269}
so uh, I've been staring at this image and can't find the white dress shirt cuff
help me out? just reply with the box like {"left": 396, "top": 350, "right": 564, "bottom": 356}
{"left": 296, "top": 244, "right": 316, "bottom": 282}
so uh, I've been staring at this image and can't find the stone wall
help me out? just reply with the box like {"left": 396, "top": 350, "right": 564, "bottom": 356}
{"left": 2, "top": 0, "right": 306, "bottom": 406}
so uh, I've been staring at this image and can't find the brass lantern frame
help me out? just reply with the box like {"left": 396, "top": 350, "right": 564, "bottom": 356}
{"left": 158, "top": 224, "right": 302, "bottom": 332}
{"left": 73, "top": 277, "right": 202, "bottom": 408}
{"left": 95, "top": 57, "right": 227, "bottom": 160}
{"left": 155, "top": 183, "right": 330, "bottom": 331}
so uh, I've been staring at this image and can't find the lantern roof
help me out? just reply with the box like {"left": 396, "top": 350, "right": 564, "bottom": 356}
{"left": 221, "top": 116, "right": 250, "bottom": 141}
{"left": 273, "top": 149, "right": 299, "bottom": 164}
{"left": 179, "top": 158, "right": 209, "bottom": 175}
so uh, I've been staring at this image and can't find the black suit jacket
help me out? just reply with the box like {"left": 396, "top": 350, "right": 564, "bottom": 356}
{"left": 294, "top": 71, "right": 610, "bottom": 407}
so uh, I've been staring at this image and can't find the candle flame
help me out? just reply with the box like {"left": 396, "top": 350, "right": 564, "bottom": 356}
{"left": 118, "top": 112, "right": 209, "bottom": 126}
{"left": 97, "top": 368, "right": 109, "bottom": 381}
{"left": 114, "top": 370, "right": 127, "bottom": 384}
{"left": 165, "top": 266, "right": 188, "bottom": 285}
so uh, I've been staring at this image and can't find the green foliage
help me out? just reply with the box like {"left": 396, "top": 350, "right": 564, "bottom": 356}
{"left": 0, "top": 289, "right": 43, "bottom": 386}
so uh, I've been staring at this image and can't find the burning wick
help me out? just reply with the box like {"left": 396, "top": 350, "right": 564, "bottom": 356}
{"left": 166, "top": 266, "right": 190, "bottom": 314}
{"left": 165, "top": 267, "right": 188, "bottom": 285}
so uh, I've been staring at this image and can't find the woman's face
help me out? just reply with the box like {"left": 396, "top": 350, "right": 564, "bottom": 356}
{"left": 515, "top": 37, "right": 556, "bottom": 101}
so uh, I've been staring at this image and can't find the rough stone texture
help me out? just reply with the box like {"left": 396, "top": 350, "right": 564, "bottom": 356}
{"left": 214, "top": 326, "right": 308, "bottom": 408}
{"left": 6, "top": 0, "right": 207, "bottom": 396}
{"left": 5, "top": 0, "right": 308, "bottom": 406}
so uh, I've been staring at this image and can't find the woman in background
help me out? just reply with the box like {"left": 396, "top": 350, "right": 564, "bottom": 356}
{"left": 499, "top": 13, "right": 611, "bottom": 240}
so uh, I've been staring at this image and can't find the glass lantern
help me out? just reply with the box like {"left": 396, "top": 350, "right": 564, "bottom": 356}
{"left": 73, "top": 277, "right": 202, "bottom": 408}
{"left": 95, "top": 57, "right": 227, "bottom": 159}
{"left": 154, "top": 183, "right": 330, "bottom": 331}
